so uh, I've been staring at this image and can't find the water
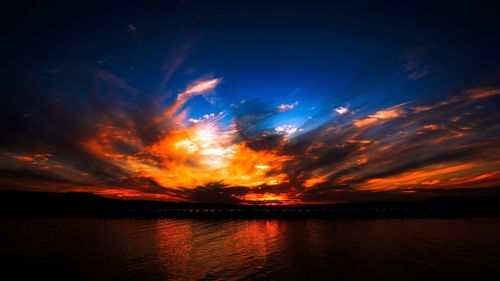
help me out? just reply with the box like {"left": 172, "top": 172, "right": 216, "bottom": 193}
{"left": 1, "top": 218, "right": 500, "bottom": 280}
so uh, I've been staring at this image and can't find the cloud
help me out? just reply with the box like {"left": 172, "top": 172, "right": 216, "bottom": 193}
{"left": 97, "top": 69, "right": 139, "bottom": 95}
{"left": 277, "top": 101, "right": 299, "bottom": 112}
{"left": 400, "top": 47, "right": 432, "bottom": 80}
{"left": 177, "top": 78, "right": 221, "bottom": 100}
{"left": 334, "top": 106, "right": 349, "bottom": 115}
{"left": 406, "top": 65, "right": 430, "bottom": 80}
{"left": 159, "top": 38, "right": 199, "bottom": 91}
{"left": 188, "top": 112, "right": 224, "bottom": 124}
{"left": 303, "top": 176, "right": 327, "bottom": 188}
{"left": 127, "top": 24, "right": 137, "bottom": 33}
{"left": 466, "top": 87, "right": 500, "bottom": 100}
{"left": 275, "top": 125, "right": 300, "bottom": 136}
{"left": 353, "top": 107, "right": 405, "bottom": 128}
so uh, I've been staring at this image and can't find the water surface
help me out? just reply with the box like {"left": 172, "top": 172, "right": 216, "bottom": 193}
{"left": 2, "top": 218, "right": 500, "bottom": 280}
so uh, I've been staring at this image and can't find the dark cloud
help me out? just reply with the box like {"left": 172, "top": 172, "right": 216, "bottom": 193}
{"left": 181, "top": 182, "right": 249, "bottom": 204}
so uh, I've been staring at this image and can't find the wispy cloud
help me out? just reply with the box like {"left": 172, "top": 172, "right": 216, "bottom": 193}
{"left": 277, "top": 101, "right": 299, "bottom": 112}
{"left": 353, "top": 106, "right": 405, "bottom": 128}
{"left": 177, "top": 78, "right": 221, "bottom": 100}
{"left": 158, "top": 38, "right": 199, "bottom": 91}
{"left": 400, "top": 47, "right": 432, "bottom": 80}
{"left": 97, "top": 69, "right": 139, "bottom": 95}
{"left": 127, "top": 24, "right": 137, "bottom": 33}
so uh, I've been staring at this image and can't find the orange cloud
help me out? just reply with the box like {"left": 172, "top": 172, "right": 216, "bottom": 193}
{"left": 304, "top": 176, "right": 327, "bottom": 188}
{"left": 74, "top": 76, "right": 298, "bottom": 198}
{"left": 358, "top": 161, "right": 500, "bottom": 191}
{"left": 353, "top": 108, "right": 405, "bottom": 128}
{"left": 466, "top": 87, "right": 500, "bottom": 100}
{"left": 238, "top": 192, "right": 298, "bottom": 205}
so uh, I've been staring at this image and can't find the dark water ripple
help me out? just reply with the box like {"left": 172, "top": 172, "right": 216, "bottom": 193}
{"left": 1, "top": 218, "right": 500, "bottom": 280}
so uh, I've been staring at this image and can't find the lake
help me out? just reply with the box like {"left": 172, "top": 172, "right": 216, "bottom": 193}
{"left": 1, "top": 218, "right": 500, "bottom": 280}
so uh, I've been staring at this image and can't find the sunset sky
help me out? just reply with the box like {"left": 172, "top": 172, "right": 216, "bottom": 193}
{"left": 1, "top": 1, "right": 499, "bottom": 204}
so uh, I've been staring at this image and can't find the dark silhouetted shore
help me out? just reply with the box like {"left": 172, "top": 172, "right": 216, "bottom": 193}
{"left": 1, "top": 190, "right": 500, "bottom": 219}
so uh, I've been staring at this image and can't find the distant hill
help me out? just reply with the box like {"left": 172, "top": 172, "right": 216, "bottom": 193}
{"left": 1, "top": 190, "right": 500, "bottom": 218}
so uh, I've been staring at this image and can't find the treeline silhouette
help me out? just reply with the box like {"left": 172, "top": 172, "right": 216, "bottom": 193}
{"left": 1, "top": 190, "right": 500, "bottom": 219}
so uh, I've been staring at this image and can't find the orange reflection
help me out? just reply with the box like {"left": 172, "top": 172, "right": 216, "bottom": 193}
{"left": 154, "top": 219, "right": 280, "bottom": 280}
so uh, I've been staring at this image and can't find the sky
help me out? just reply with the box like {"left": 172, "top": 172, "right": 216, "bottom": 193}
{"left": 1, "top": 1, "right": 499, "bottom": 204}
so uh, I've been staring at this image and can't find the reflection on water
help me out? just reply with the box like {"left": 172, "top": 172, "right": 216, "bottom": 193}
{"left": 154, "top": 220, "right": 281, "bottom": 280}
{"left": 2, "top": 218, "right": 500, "bottom": 280}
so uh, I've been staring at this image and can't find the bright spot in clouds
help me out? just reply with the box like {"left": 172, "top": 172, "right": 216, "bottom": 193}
{"left": 275, "top": 125, "right": 300, "bottom": 136}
